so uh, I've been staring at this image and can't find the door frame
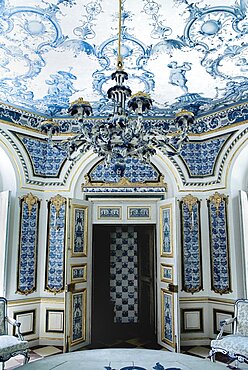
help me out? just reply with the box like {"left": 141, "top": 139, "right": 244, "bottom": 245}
{"left": 66, "top": 197, "right": 180, "bottom": 350}
{"left": 91, "top": 223, "right": 157, "bottom": 342}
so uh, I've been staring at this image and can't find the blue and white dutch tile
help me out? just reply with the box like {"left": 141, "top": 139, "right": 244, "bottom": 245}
{"left": 163, "top": 293, "right": 173, "bottom": 343}
{"left": 99, "top": 208, "right": 120, "bottom": 218}
{"left": 209, "top": 201, "right": 230, "bottom": 293}
{"left": 18, "top": 202, "right": 38, "bottom": 294}
{"left": 180, "top": 138, "right": 227, "bottom": 177}
{"left": 181, "top": 204, "right": 202, "bottom": 292}
{"left": 90, "top": 157, "right": 159, "bottom": 183}
{"left": 162, "top": 209, "right": 171, "bottom": 255}
{"left": 73, "top": 208, "right": 86, "bottom": 254}
{"left": 72, "top": 293, "right": 83, "bottom": 341}
{"left": 46, "top": 204, "right": 66, "bottom": 292}
{"left": 21, "top": 136, "right": 67, "bottom": 177}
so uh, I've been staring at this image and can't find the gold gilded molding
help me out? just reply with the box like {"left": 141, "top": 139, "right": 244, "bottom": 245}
{"left": 209, "top": 192, "right": 227, "bottom": 216}
{"left": 22, "top": 192, "right": 39, "bottom": 216}
{"left": 181, "top": 194, "right": 198, "bottom": 214}
{"left": 82, "top": 174, "right": 167, "bottom": 189}
{"left": 50, "top": 194, "right": 66, "bottom": 216}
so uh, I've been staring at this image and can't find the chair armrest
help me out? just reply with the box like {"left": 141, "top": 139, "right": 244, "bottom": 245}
{"left": 6, "top": 316, "right": 24, "bottom": 340}
{"left": 7, "top": 316, "right": 21, "bottom": 327}
{"left": 216, "top": 317, "right": 236, "bottom": 339}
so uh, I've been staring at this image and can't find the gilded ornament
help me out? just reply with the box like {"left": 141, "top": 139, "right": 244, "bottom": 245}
{"left": 23, "top": 193, "right": 39, "bottom": 216}
{"left": 50, "top": 194, "right": 66, "bottom": 216}
{"left": 181, "top": 194, "right": 198, "bottom": 214}
{"left": 209, "top": 192, "right": 227, "bottom": 216}
{"left": 82, "top": 174, "right": 167, "bottom": 189}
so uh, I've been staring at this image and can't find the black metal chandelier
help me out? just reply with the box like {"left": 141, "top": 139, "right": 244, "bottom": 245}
{"left": 41, "top": 0, "right": 194, "bottom": 176}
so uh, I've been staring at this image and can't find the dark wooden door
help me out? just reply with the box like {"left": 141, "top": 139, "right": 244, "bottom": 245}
{"left": 137, "top": 225, "right": 155, "bottom": 338}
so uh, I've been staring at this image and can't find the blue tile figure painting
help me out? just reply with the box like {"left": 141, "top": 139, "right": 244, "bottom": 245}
{"left": 17, "top": 193, "right": 40, "bottom": 295}
{"left": 71, "top": 265, "right": 87, "bottom": 282}
{"left": 162, "top": 290, "right": 174, "bottom": 345}
{"left": 45, "top": 194, "right": 66, "bottom": 293}
{"left": 72, "top": 206, "right": 87, "bottom": 256}
{"left": 160, "top": 206, "right": 172, "bottom": 256}
{"left": 180, "top": 195, "right": 203, "bottom": 293}
{"left": 128, "top": 207, "right": 150, "bottom": 219}
{"left": 72, "top": 290, "right": 86, "bottom": 344}
{"left": 208, "top": 192, "right": 231, "bottom": 294}
{"left": 98, "top": 207, "right": 121, "bottom": 219}
{"left": 0, "top": 1, "right": 246, "bottom": 117}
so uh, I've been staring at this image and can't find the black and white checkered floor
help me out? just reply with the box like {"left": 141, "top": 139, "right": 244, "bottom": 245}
{"left": 4, "top": 340, "right": 248, "bottom": 369}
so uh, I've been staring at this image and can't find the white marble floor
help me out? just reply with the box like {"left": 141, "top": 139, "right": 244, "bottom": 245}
{"left": 4, "top": 345, "right": 248, "bottom": 370}
{"left": 10, "top": 348, "right": 233, "bottom": 370}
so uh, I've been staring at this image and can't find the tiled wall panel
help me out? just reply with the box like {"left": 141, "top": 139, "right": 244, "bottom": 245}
{"left": 208, "top": 192, "right": 231, "bottom": 294}
{"left": 45, "top": 195, "right": 66, "bottom": 293}
{"left": 180, "top": 195, "right": 202, "bottom": 293}
{"left": 17, "top": 193, "right": 40, "bottom": 295}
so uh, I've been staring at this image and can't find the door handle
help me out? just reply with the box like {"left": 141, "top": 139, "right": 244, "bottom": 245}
{"left": 168, "top": 283, "right": 178, "bottom": 293}
{"left": 66, "top": 283, "right": 75, "bottom": 292}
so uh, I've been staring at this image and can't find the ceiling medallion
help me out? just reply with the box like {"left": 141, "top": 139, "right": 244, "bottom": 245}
{"left": 41, "top": 0, "right": 194, "bottom": 176}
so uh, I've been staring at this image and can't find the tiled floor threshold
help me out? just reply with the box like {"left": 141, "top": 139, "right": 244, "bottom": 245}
{"left": 4, "top": 341, "right": 248, "bottom": 369}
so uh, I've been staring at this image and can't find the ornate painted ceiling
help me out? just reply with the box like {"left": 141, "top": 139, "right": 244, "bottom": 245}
{"left": 0, "top": 0, "right": 248, "bottom": 118}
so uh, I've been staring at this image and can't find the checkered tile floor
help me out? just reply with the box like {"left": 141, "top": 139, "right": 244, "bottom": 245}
{"left": 5, "top": 346, "right": 63, "bottom": 369}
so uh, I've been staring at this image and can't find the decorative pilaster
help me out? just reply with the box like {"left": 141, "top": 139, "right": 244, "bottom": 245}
{"left": 180, "top": 194, "right": 203, "bottom": 293}
{"left": 17, "top": 193, "right": 40, "bottom": 295}
{"left": 45, "top": 194, "right": 67, "bottom": 293}
{"left": 207, "top": 192, "right": 231, "bottom": 294}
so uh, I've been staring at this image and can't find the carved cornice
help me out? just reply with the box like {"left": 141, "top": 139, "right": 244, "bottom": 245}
{"left": 82, "top": 174, "right": 167, "bottom": 190}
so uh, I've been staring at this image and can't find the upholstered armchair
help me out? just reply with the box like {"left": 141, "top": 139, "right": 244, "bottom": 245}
{"left": 0, "top": 297, "right": 29, "bottom": 369}
{"left": 210, "top": 299, "right": 248, "bottom": 368}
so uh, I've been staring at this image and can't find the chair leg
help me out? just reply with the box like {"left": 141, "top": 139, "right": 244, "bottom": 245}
{"left": 209, "top": 350, "right": 216, "bottom": 362}
{"left": 227, "top": 359, "right": 241, "bottom": 369}
{"left": 24, "top": 352, "right": 30, "bottom": 365}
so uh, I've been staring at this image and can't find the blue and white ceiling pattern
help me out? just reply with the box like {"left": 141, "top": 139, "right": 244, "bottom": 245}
{"left": 0, "top": 0, "right": 248, "bottom": 118}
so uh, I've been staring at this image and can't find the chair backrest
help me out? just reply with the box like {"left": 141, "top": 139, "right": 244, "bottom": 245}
{"left": 234, "top": 299, "right": 248, "bottom": 336}
{"left": 0, "top": 297, "right": 7, "bottom": 335}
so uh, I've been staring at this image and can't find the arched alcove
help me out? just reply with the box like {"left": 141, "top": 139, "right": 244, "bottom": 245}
{"left": 0, "top": 145, "right": 17, "bottom": 194}
{"left": 228, "top": 140, "right": 248, "bottom": 298}
{"left": 230, "top": 141, "right": 248, "bottom": 193}
{"left": 71, "top": 152, "right": 180, "bottom": 200}
{"left": 0, "top": 145, "right": 17, "bottom": 296}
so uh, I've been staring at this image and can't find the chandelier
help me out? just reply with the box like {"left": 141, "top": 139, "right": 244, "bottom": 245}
{"left": 41, "top": 0, "right": 194, "bottom": 176}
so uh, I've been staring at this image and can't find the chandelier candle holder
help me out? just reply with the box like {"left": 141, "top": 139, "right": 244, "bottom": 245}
{"left": 41, "top": 0, "right": 194, "bottom": 176}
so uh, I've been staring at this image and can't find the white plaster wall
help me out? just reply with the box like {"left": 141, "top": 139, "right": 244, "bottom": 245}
{"left": 229, "top": 143, "right": 248, "bottom": 299}
{"left": 0, "top": 146, "right": 16, "bottom": 194}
